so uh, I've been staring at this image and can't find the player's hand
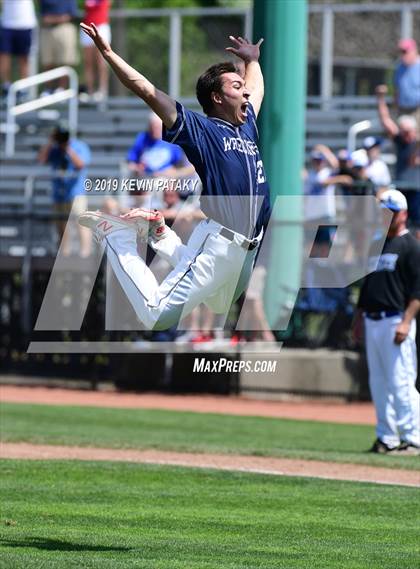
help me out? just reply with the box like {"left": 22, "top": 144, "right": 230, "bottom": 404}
{"left": 121, "top": 208, "right": 162, "bottom": 221}
{"left": 375, "top": 84, "right": 388, "bottom": 97}
{"left": 121, "top": 208, "right": 146, "bottom": 220}
{"left": 80, "top": 22, "right": 111, "bottom": 55}
{"left": 225, "top": 36, "right": 264, "bottom": 63}
{"left": 394, "top": 321, "right": 410, "bottom": 345}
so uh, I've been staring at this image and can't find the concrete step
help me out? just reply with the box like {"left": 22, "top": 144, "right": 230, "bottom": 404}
{"left": 239, "top": 348, "right": 367, "bottom": 399}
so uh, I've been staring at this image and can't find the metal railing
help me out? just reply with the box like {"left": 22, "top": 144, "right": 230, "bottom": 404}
{"left": 347, "top": 120, "right": 375, "bottom": 153}
{"left": 5, "top": 66, "right": 79, "bottom": 157}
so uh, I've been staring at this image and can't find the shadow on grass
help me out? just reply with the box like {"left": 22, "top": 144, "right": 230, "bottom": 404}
{"left": 0, "top": 537, "right": 131, "bottom": 552}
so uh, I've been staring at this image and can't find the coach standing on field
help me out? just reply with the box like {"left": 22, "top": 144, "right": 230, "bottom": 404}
{"left": 353, "top": 188, "right": 420, "bottom": 455}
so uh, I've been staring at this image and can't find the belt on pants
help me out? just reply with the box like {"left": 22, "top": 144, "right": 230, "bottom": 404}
{"left": 364, "top": 311, "right": 402, "bottom": 321}
{"left": 219, "top": 226, "right": 260, "bottom": 251}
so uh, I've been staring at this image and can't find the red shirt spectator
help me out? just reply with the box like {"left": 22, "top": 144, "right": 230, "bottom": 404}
{"left": 83, "top": 0, "right": 110, "bottom": 27}
{"left": 80, "top": 1, "right": 111, "bottom": 100}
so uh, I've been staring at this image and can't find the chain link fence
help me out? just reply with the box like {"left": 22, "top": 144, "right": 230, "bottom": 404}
{"left": 106, "top": 4, "right": 419, "bottom": 99}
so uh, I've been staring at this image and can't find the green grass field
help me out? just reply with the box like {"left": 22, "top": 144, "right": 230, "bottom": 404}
{"left": 1, "top": 402, "right": 420, "bottom": 470}
{"left": 1, "top": 460, "right": 419, "bottom": 569}
{"left": 1, "top": 401, "right": 419, "bottom": 568}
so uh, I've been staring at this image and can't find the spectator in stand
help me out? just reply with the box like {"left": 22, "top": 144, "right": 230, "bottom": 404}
{"left": 363, "top": 136, "right": 391, "bottom": 191}
{"left": 376, "top": 84, "right": 420, "bottom": 238}
{"left": 337, "top": 149, "right": 353, "bottom": 176}
{"left": 187, "top": 305, "right": 216, "bottom": 344}
{"left": 38, "top": 125, "right": 92, "bottom": 257}
{"left": 0, "top": 0, "right": 37, "bottom": 98}
{"left": 39, "top": 0, "right": 78, "bottom": 92}
{"left": 350, "top": 149, "right": 380, "bottom": 258}
{"left": 394, "top": 39, "right": 420, "bottom": 125}
{"left": 80, "top": 1, "right": 111, "bottom": 103}
{"left": 160, "top": 187, "right": 204, "bottom": 242}
{"left": 125, "top": 113, "right": 195, "bottom": 209}
{"left": 350, "top": 149, "right": 376, "bottom": 195}
{"left": 237, "top": 252, "right": 276, "bottom": 343}
{"left": 333, "top": 149, "right": 355, "bottom": 195}
{"left": 127, "top": 113, "right": 194, "bottom": 178}
{"left": 303, "top": 144, "right": 352, "bottom": 256}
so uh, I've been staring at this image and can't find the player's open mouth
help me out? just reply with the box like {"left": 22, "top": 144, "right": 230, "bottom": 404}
{"left": 240, "top": 103, "right": 248, "bottom": 117}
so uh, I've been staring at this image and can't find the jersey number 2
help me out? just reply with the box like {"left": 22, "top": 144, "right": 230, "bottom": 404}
{"left": 256, "top": 160, "right": 266, "bottom": 184}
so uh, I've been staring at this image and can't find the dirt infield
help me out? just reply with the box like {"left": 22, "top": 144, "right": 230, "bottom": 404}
{"left": 0, "top": 385, "right": 376, "bottom": 424}
{"left": 1, "top": 442, "right": 419, "bottom": 487}
{"left": 2, "top": 384, "right": 418, "bottom": 487}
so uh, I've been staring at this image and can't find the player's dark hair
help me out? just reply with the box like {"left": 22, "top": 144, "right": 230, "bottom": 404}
{"left": 196, "top": 62, "right": 239, "bottom": 115}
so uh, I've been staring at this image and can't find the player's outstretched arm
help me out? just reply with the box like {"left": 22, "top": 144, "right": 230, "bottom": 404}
{"left": 226, "top": 36, "right": 264, "bottom": 117}
{"left": 80, "top": 23, "right": 177, "bottom": 128}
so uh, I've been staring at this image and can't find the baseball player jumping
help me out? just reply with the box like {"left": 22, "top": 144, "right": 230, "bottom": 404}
{"left": 78, "top": 23, "right": 270, "bottom": 331}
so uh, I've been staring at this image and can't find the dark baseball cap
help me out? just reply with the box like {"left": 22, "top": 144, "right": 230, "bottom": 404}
{"left": 337, "top": 149, "right": 351, "bottom": 161}
{"left": 310, "top": 150, "right": 325, "bottom": 160}
{"left": 53, "top": 123, "right": 70, "bottom": 143}
{"left": 363, "top": 136, "right": 382, "bottom": 150}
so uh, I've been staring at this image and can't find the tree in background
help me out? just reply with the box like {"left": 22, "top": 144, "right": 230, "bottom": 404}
{"left": 102, "top": 0, "right": 248, "bottom": 96}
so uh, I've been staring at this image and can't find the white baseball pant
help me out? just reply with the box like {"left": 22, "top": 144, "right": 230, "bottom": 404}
{"left": 365, "top": 314, "right": 420, "bottom": 447}
{"left": 103, "top": 219, "right": 259, "bottom": 331}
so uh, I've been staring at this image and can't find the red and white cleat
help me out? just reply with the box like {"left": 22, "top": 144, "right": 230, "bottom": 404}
{"left": 78, "top": 210, "right": 149, "bottom": 243}
{"left": 121, "top": 208, "right": 168, "bottom": 241}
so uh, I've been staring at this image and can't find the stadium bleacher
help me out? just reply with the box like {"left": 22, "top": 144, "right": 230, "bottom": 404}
{"left": 0, "top": 94, "right": 395, "bottom": 260}
{"left": 0, "top": 97, "right": 390, "bottom": 201}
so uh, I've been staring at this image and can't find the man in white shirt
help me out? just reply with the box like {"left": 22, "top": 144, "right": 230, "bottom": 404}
{"left": 304, "top": 145, "right": 353, "bottom": 222}
{"left": 303, "top": 146, "right": 351, "bottom": 256}
{"left": 363, "top": 136, "right": 391, "bottom": 190}
{"left": 0, "top": 0, "right": 37, "bottom": 96}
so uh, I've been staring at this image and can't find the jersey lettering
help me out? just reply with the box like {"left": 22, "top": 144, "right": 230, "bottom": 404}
{"left": 223, "top": 136, "right": 258, "bottom": 156}
{"left": 369, "top": 253, "right": 399, "bottom": 273}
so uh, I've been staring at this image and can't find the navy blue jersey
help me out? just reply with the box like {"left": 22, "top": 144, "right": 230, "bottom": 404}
{"left": 162, "top": 102, "right": 271, "bottom": 238}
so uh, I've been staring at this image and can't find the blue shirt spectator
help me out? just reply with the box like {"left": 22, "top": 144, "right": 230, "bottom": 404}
{"left": 394, "top": 39, "right": 420, "bottom": 111}
{"left": 47, "top": 138, "right": 91, "bottom": 202}
{"left": 40, "top": 0, "right": 77, "bottom": 17}
{"left": 127, "top": 132, "right": 183, "bottom": 175}
{"left": 127, "top": 113, "right": 184, "bottom": 176}
{"left": 394, "top": 61, "right": 420, "bottom": 109}
{"left": 38, "top": 126, "right": 92, "bottom": 257}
